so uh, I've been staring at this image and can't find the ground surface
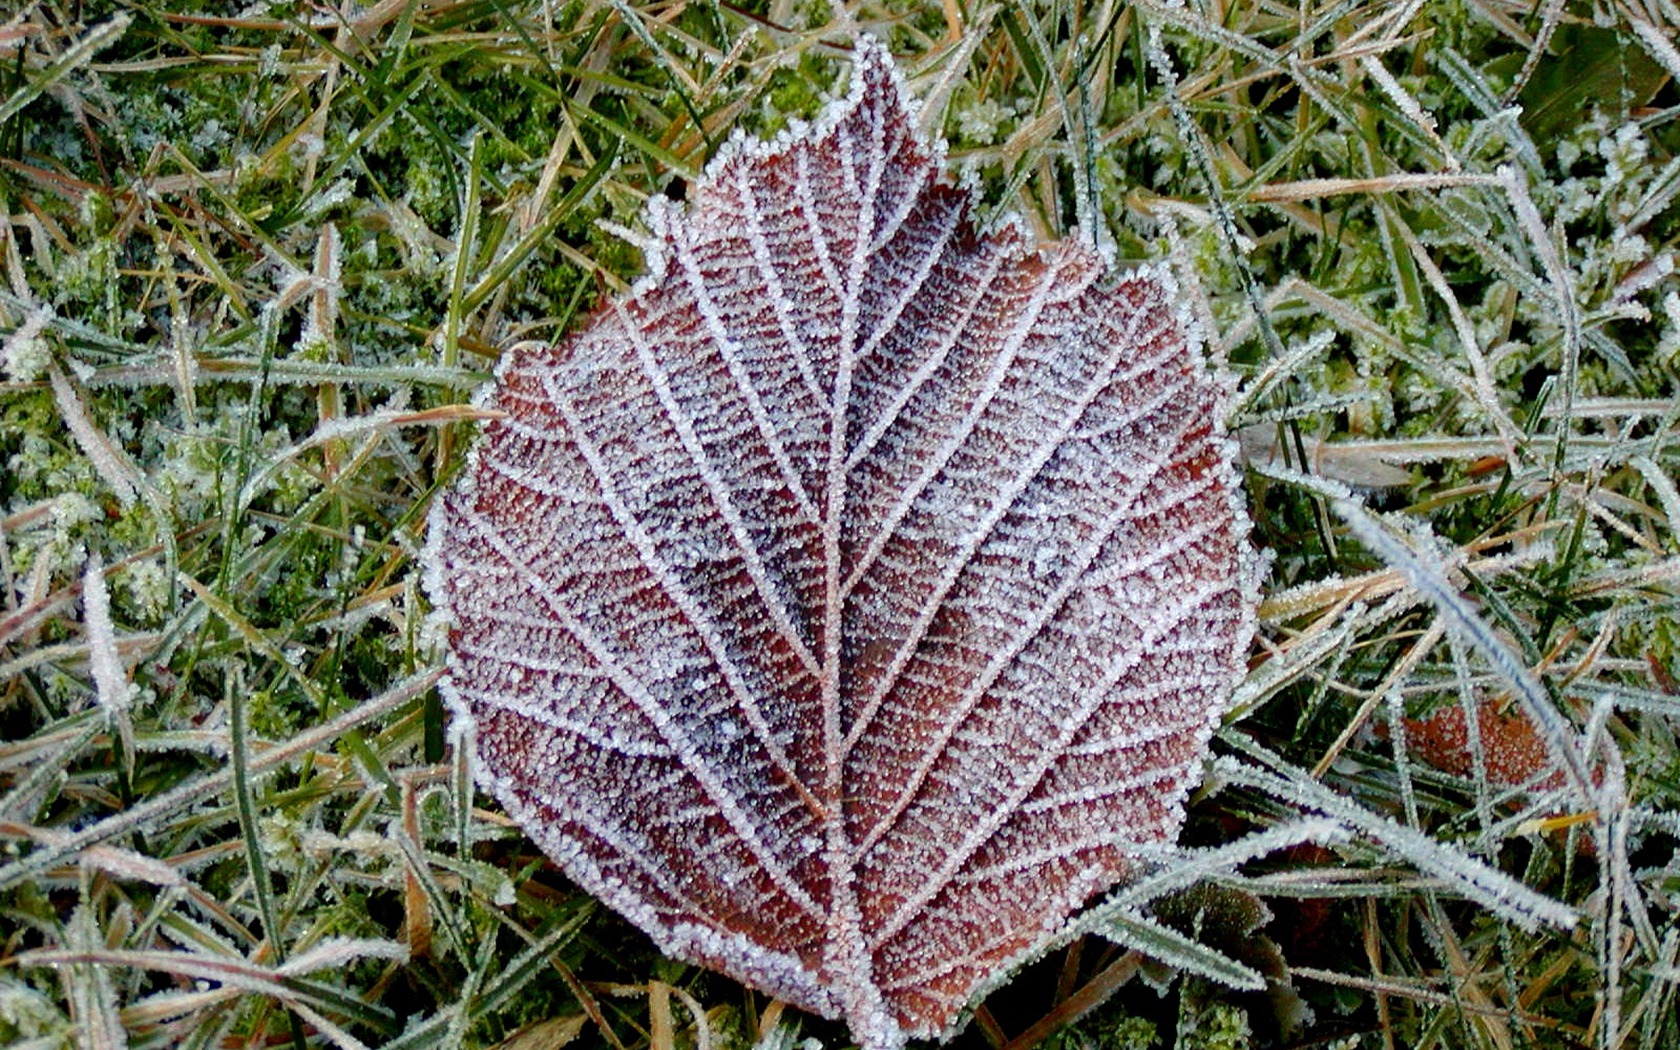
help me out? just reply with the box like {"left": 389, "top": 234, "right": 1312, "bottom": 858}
{"left": 2, "top": 2, "right": 1679, "bottom": 1049}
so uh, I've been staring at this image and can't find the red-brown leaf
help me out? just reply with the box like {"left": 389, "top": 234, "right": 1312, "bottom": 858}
{"left": 424, "top": 38, "right": 1254, "bottom": 1049}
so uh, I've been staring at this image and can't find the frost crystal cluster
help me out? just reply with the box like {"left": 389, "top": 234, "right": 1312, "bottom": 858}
{"left": 424, "top": 38, "right": 1254, "bottom": 1049}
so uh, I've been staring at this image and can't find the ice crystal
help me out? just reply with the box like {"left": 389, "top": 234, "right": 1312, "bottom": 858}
{"left": 424, "top": 37, "right": 1254, "bottom": 1049}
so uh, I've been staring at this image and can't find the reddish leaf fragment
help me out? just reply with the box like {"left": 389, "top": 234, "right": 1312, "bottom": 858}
{"left": 425, "top": 38, "right": 1254, "bottom": 1050}
{"left": 1404, "top": 700, "right": 1569, "bottom": 791}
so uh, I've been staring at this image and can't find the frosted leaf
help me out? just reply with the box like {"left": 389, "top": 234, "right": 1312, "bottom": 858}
{"left": 423, "top": 37, "right": 1254, "bottom": 1050}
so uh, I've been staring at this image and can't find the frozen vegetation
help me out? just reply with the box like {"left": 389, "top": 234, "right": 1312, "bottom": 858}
{"left": 1, "top": 2, "right": 1679, "bottom": 1049}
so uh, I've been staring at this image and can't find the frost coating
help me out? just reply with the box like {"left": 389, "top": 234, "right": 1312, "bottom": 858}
{"left": 423, "top": 36, "right": 1255, "bottom": 1050}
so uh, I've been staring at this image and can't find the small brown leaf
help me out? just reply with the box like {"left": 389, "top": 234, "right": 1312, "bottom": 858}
{"left": 425, "top": 38, "right": 1254, "bottom": 1049}
{"left": 1403, "top": 699, "right": 1568, "bottom": 791}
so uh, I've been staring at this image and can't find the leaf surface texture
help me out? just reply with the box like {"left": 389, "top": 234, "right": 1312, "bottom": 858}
{"left": 426, "top": 38, "right": 1253, "bottom": 1049}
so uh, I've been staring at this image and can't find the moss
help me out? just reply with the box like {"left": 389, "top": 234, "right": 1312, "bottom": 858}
{"left": 1177, "top": 999, "right": 1252, "bottom": 1050}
